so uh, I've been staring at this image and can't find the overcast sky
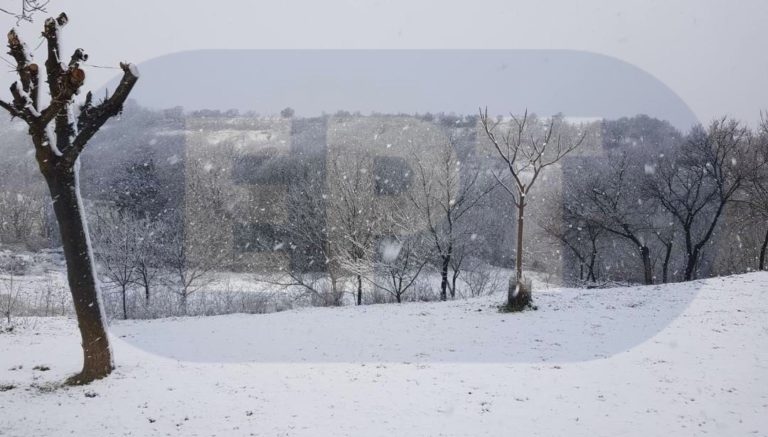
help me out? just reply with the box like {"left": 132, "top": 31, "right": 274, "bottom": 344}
{"left": 0, "top": 0, "right": 765, "bottom": 127}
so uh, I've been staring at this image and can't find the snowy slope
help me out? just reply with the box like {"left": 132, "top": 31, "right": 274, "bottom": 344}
{"left": 0, "top": 273, "right": 766, "bottom": 436}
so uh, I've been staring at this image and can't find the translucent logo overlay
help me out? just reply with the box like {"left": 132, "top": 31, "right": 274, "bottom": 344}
{"left": 102, "top": 50, "right": 704, "bottom": 362}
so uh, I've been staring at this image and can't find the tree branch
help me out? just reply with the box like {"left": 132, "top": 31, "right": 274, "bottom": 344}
{"left": 66, "top": 62, "right": 139, "bottom": 165}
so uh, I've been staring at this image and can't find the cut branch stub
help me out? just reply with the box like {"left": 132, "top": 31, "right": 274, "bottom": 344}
{"left": 7, "top": 29, "right": 33, "bottom": 95}
{"left": 69, "top": 67, "right": 85, "bottom": 87}
{"left": 43, "top": 12, "right": 68, "bottom": 98}
{"left": 69, "top": 48, "right": 87, "bottom": 67}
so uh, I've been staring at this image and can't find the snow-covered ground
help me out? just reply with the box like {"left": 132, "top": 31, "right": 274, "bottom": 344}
{"left": 1, "top": 272, "right": 766, "bottom": 436}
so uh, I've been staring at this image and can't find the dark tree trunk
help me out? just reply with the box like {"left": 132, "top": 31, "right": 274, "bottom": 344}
{"left": 588, "top": 238, "right": 598, "bottom": 282}
{"left": 121, "top": 284, "right": 128, "bottom": 320}
{"left": 46, "top": 169, "right": 113, "bottom": 384}
{"left": 180, "top": 291, "right": 188, "bottom": 316}
{"left": 1, "top": 16, "right": 139, "bottom": 384}
{"left": 684, "top": 249, "right": 697, "bottom": 281}
{"left": 759, "top": 227, "right": 768, "bottom": 271}
{"left": 662, "top": 241, "right": 673, "bottom": 283}
{"left": 439, "top": 255, "right": 450, "bottom": 302}
{"left": 450, "top": 272, "right": 458, "bottom": 300}
{"left": 356, "top": 274, "right": 362, "bottom": 306}
{"left": 640, "top": 245, "right": 653, "bottom": 285}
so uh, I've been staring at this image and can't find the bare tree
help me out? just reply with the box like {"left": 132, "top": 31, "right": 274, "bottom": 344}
{"left": 408, "top": 139, "right": 495, "bottom": 301}
{"left": 643, "top": 118, "right": 759, "bottom": 280}
{"left": 134, "top": 218, "right": 168, "bottom": 304}
{"left": 165, "top": 215, "right": 222, "bottom": 315}
{"left": 744, "top": 115, "right": 768, "bottom": 270}
{"left": 371, "top": 234, "right": 428, "bottom": 303}
{"left": 0, "top": 13, "right": 138, "bottom": 383}
{"left": 539, "top": 183, "right": 603, "bottom": 284}
{"left": 350, "top": 205, "right": 430, "bottom": 304}
{"left": 653, "top": 226, "right": 677, "bottom": 283}
{"left": 480, "top": 109, "right": 585, "bottom": 309}
{"left": 578, "top": 153, "right": 656, "bottom": 284}
{"left": 92, "top": 208, "right": 138, "bottom": 320}
{"left": 325, "top": 150, "right": 378, "bottom": 305}
{"left": 260, "top": 160, "right": 345, "bottom": 306}
{"left": 0, "top": 274, "right": 21, "bottom": 325}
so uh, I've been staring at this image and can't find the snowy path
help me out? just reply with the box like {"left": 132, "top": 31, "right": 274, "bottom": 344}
{"left": 1, "top": 273, "right": 766, "bottom": 436}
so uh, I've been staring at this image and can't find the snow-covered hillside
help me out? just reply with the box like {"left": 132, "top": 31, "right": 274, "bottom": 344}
{"left": 1, "top": 273, "right": 766, "bottom": 436}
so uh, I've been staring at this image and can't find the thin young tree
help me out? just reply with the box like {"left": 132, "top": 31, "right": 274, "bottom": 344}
{"left": 350, "top": 205, "right": 429, "bottom": 304}
{"left": 480, "top": 109, "right": 585, "bottom": 309}
{"left": 92, "top": 208, "right": 139, "bottom": 320}
{"left": 0, "top": 13, "right": 139, "bottom": 383}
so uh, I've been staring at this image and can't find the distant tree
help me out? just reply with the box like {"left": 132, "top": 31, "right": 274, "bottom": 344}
{"left": 0, "top": 13, "right": 138, "bottom": 383}
{"left": 325, "top": 150, "right": 378, "bottom": 305}
{"left": 164, "top": 215, "right": 221, "bottom": 316}
{"left": 539, "top": 182, "right": 603, "bottom": 284}
{"left": 643, "top": 118, "right": 760, "bottom": 280}
{"left": 280, "top": 107, "right": 295, "bottom": 118}
{"left": 480, "top": 109, "right": 586, "bottom": 310}
{"left": 351, "top": 204, "right": 429, "bottom": 303}
{"left": 112, "top": 158, "right": 164, "bottom": 219}
{"left": 578, "top": 152, "right": 656, "bottom": 285}
{"left": 262, "top": 157, "right": 345, "bottom": 306}
{"left": 92, "top": 209, "right": 138, "bottom": 320}
{"left": 373, "top": 234, "right": 428, "bottom": 303}
{"left": 408, "top": 139, "right": 495, "bottom": 301}
{"left": 133, "top": 218, "right": 169, "bottom": 304}
{"left": 744, "top": 116, "right": 768, "bottom": 270}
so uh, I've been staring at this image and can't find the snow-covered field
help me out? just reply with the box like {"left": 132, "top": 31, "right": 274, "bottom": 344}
{"left": 0, "top": 272, "right": 766, "bottom": 436}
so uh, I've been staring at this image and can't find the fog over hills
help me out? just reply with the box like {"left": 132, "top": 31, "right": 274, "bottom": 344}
{"left": 104, "top": 50, "right": 698, "bottom": 130}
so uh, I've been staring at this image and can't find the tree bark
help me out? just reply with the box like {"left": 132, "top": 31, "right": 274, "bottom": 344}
{"left": 46, "top": 168, "right": 112, "bottom": 384}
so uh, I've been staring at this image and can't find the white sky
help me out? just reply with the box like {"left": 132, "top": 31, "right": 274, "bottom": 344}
{"left": 1, "top": 0, "right": 766, "bottom": 126}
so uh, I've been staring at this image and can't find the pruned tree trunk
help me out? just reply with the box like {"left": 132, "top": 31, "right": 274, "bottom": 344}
{"left": 46, "top": 169, "right": 112, "bottom": 383}
{"left": 0, "top": 13, "right": 139, "bottom": 384}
